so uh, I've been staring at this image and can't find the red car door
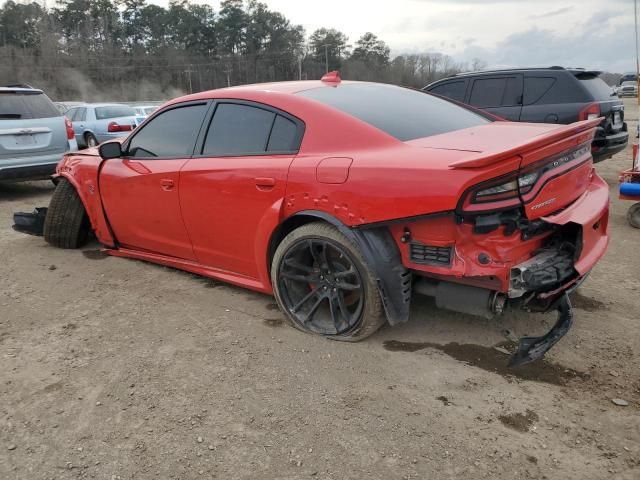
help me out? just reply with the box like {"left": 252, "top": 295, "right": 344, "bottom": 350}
{"left": 180, "top": 102, "right": 303, "bottom": 279}
{"left": 99, "top": 102, "right": 209, "bottom": 260}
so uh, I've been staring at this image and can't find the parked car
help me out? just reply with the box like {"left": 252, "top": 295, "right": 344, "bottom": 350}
{"left": 0, "top": 84, "right": 78, "bottom": 181}
{"left": 618, "top": 72, "right": 637, "bottom": 85}
{"left": 618, "top": 80, "right": 638, "bottom": 97}
{"left": 65, "top": 104, "right": 138, "bottom": 148}
{"left": 424, "top": 67, "right": 628, "bottom": 162}
{"left": 33, "top": 76, "right": 609, "bottom": 366}
{"left": 132, "top": 105, "right": 159, "bottom": 126}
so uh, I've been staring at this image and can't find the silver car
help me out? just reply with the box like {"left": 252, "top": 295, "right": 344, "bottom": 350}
{"left": 618, "top": 81, "right": 638, "bottom": 97}
{"left": 66, "top": 104, "right": 138, "bottom": 148}
{"left": 0, "top": 85, "right": 78, "bottom": 182}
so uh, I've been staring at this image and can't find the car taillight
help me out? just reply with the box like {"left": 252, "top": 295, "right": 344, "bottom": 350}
{"left": 461, "top": 143, "right": 592, "bottom": 213}
{"left": 65, "top": 117, "right": 74, "bottom": 140}
{"left": 578, "top": 102, "right": 600, "bottom": 121}
{"left": 107, "top": 122, "right": 133, "bottom": 133}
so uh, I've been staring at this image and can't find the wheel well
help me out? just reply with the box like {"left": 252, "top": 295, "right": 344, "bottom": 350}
{"left": 267, "top": 214, "right": 328, "bottom": 273}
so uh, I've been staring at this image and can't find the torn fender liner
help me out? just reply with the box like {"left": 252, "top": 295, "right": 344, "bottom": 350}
{"left": 509, "top": 294, "right": 573, "bottom": 367}
{"left": 352, "top": 227, "right": 412, "bottom": 325}
{"left": 12, "top": 207, "right": 48, "bottom": 236}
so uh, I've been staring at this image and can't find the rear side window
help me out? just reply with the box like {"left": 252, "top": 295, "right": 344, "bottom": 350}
{"left": 65, "top": 108, "right": 77, "bottom": 120}
{"left": 299, "top": 83, "right": 489, "bottom": 141}
{"left": 95, "top": 105, "right": 136, "bottom": 120}
{"left": 267, "top": 115, "right": 298, "bottom": 152}
{"left": 429, "top": 81, "right": 466, "bottom": 102}
{"left": 577, "top": 75, "right": 614, "bottom": 100}
{"left": 73, "top": 107, "right": 86, "bottom": 122}
{"left": 523, "top": 77, "right": 556, "bottom": 105}
{"left": 128, "top": 104, "right": 208, "bottom": 158}
{"left": 0, "top": 91, "right": 60, "bottom": 120}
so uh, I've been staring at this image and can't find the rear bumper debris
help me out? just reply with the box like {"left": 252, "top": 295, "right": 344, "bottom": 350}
{"left": 12, "top": 207, "right": 48, "bottom": 236}
{"left": 509, "top": 293, "right": 573, "bottom": 367}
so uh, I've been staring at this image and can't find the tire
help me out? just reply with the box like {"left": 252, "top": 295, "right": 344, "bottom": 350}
{"left": 85, "top": 133, "right": 98, "bottom": 148}
{"left": 43, "top": 178, "right": 90, "bottom": 248}
{"left": 271, "top": 222, "right": 385, "bottom": 341}
{"left": 627, "top": 202, "right": 640, "bottom": 229}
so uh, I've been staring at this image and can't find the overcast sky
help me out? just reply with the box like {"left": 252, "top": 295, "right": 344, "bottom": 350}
{"left": 151, "top": 0, "right": 636, "bottom": 73}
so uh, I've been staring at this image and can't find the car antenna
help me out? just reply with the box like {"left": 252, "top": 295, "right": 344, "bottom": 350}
{"left": 321, "top": 71, "right": 341, "bottom": 83}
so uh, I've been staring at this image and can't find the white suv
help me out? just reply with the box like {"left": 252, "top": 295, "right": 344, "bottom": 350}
{"left": 0, "top": 84, "right": 78, "bottom": 181}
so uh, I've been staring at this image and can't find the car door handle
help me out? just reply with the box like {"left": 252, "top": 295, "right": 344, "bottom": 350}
{"left": 160, "top": 178, "right": 175, "bottom": 191}
{"left": 255, "top": 177, "right": 276, "bottom": 189}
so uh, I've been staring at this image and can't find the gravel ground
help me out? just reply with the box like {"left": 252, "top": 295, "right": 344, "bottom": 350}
{"left": 1, "top": 99, "right": 639, "bottom": 480}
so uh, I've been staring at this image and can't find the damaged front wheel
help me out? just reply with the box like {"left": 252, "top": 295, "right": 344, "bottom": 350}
{"left": 43, "top": 178, "right": 90, "bottom": 249}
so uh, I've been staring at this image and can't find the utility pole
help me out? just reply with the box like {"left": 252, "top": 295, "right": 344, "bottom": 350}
{"left": 325, "top": 44, "right": 329, "bottom": 73}
{"left": 298, "top": 57, "right": 302, "bottom": 80}
{"left": 320, "top": 44, "right": 331, "bottom": 73}
{"left": 184, "top": 68, "right": 193, "bottom": 94}
{"left": 633, "top": 0, "right": 640, "bottom": 170}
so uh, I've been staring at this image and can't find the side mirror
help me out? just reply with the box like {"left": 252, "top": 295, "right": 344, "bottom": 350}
{"left": 99, "top": 141, "right": 122, "bottom": 159}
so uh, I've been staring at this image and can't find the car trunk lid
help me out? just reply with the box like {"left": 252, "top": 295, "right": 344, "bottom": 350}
{"left": 0, "top": 117, "right": 67, "bottom": 159}
{"left": 0, "top": 89, "right": 67, "bottom": 159}
{"left": 406, "top": 118, "right": 601, "bottom": 219}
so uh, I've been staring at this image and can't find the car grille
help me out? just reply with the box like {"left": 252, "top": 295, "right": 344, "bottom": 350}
{"left": 409, "top": 242, "right": 453, "bottom": 266}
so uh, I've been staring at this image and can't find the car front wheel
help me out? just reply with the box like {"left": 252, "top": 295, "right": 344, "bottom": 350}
{"left": 271, "top": 222, "right": 385, "bottom": 341}
{"left": 43, "top": 178, "right": 90, "bottom": 248}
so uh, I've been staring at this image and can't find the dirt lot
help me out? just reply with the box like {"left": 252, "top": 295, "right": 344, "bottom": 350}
{"left": 1, "top": 100, "right": 639, "bottom": 480}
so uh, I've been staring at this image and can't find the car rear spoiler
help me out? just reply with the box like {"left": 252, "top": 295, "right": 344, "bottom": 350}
{"left": 448, "top": 118, "right": 603, "bottom": 169}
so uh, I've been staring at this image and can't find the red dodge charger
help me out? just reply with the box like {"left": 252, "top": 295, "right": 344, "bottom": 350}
{"left": 39, "top": 74, "right": 609, "bottom": 366}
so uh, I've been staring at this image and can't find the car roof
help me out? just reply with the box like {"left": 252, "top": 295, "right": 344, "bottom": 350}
{"left": 447, "top": 67, "right": 601, "bottom": 78}
{"left": 0, "top": 86, "right": 44, "bottom": 93}
{"left": 182, "top": 79, "right": 363, "bottom": 102}
{"left": 81, "top": 103, "right": 136, "bottom": 107}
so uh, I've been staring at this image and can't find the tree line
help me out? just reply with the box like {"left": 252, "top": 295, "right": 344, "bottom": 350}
{"left": 0, "top": 0, "right": 483, "bottom": 101}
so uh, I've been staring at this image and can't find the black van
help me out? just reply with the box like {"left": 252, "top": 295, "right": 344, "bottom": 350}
{"left": 424, "top": 67, "right": 628, "bottom": 162}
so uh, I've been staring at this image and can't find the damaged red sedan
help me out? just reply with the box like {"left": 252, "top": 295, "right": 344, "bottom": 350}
{"left": 31, "top": 75, "right": 610, "bottom": 366}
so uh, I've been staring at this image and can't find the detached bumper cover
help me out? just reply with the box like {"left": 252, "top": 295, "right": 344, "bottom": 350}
{"left": 509, "top": 294, "right": 573, "bottom": 367}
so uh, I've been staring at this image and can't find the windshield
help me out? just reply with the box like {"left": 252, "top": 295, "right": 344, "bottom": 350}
{"left": 298, "top": 83, "right": 490, "bottom": 141}
{"left": 95, "top": 105, "right": 136, "bottom": 120}
{"left": 0, "top": 91, "right": 60, "bottom": 120}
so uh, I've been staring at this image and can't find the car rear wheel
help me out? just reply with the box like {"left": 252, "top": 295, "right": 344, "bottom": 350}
{"left": 85, "top": 133, "right": 98, "bottom": 148}
{"left": 271, "top": 222, "right": 385, "bottom": 341}
{"left": 627, "top": 202, "right": 640, "bottom": 229}
{"left": 43, "top": 178, "right": 90, "bottom": 248}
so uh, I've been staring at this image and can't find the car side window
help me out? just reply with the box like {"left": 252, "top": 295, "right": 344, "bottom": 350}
{"left": 127, "top": 104, "right": 208, "bottom": 158}
{"left": 267, "top": 115, "right": 299, "bottom": 152}
{"left": 65, "top": 108, "right": 77, "bottom": 120}
{"left": 502, "top": 77, "right": 522, "bottom": 106}
{"left": 429, "top": 81, "right": 466, "bottom": 102}
{"left": 469, "top": 78, "right": 506, "bottom": 107}
{"left": 76, "top": 107, "right": 87, "bottom": 122}
{"left": 202, "top": 103, "right": 275, "bottom": 156}
{"left": 524, "top": 77, "right": 556, "bottom": 105}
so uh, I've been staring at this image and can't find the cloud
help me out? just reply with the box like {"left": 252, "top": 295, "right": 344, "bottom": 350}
{"left": 459, "top": 17, "right": 636, "bottom": 73}
{"left": 529, "top": 6, "right": 573, "bottom": 19}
